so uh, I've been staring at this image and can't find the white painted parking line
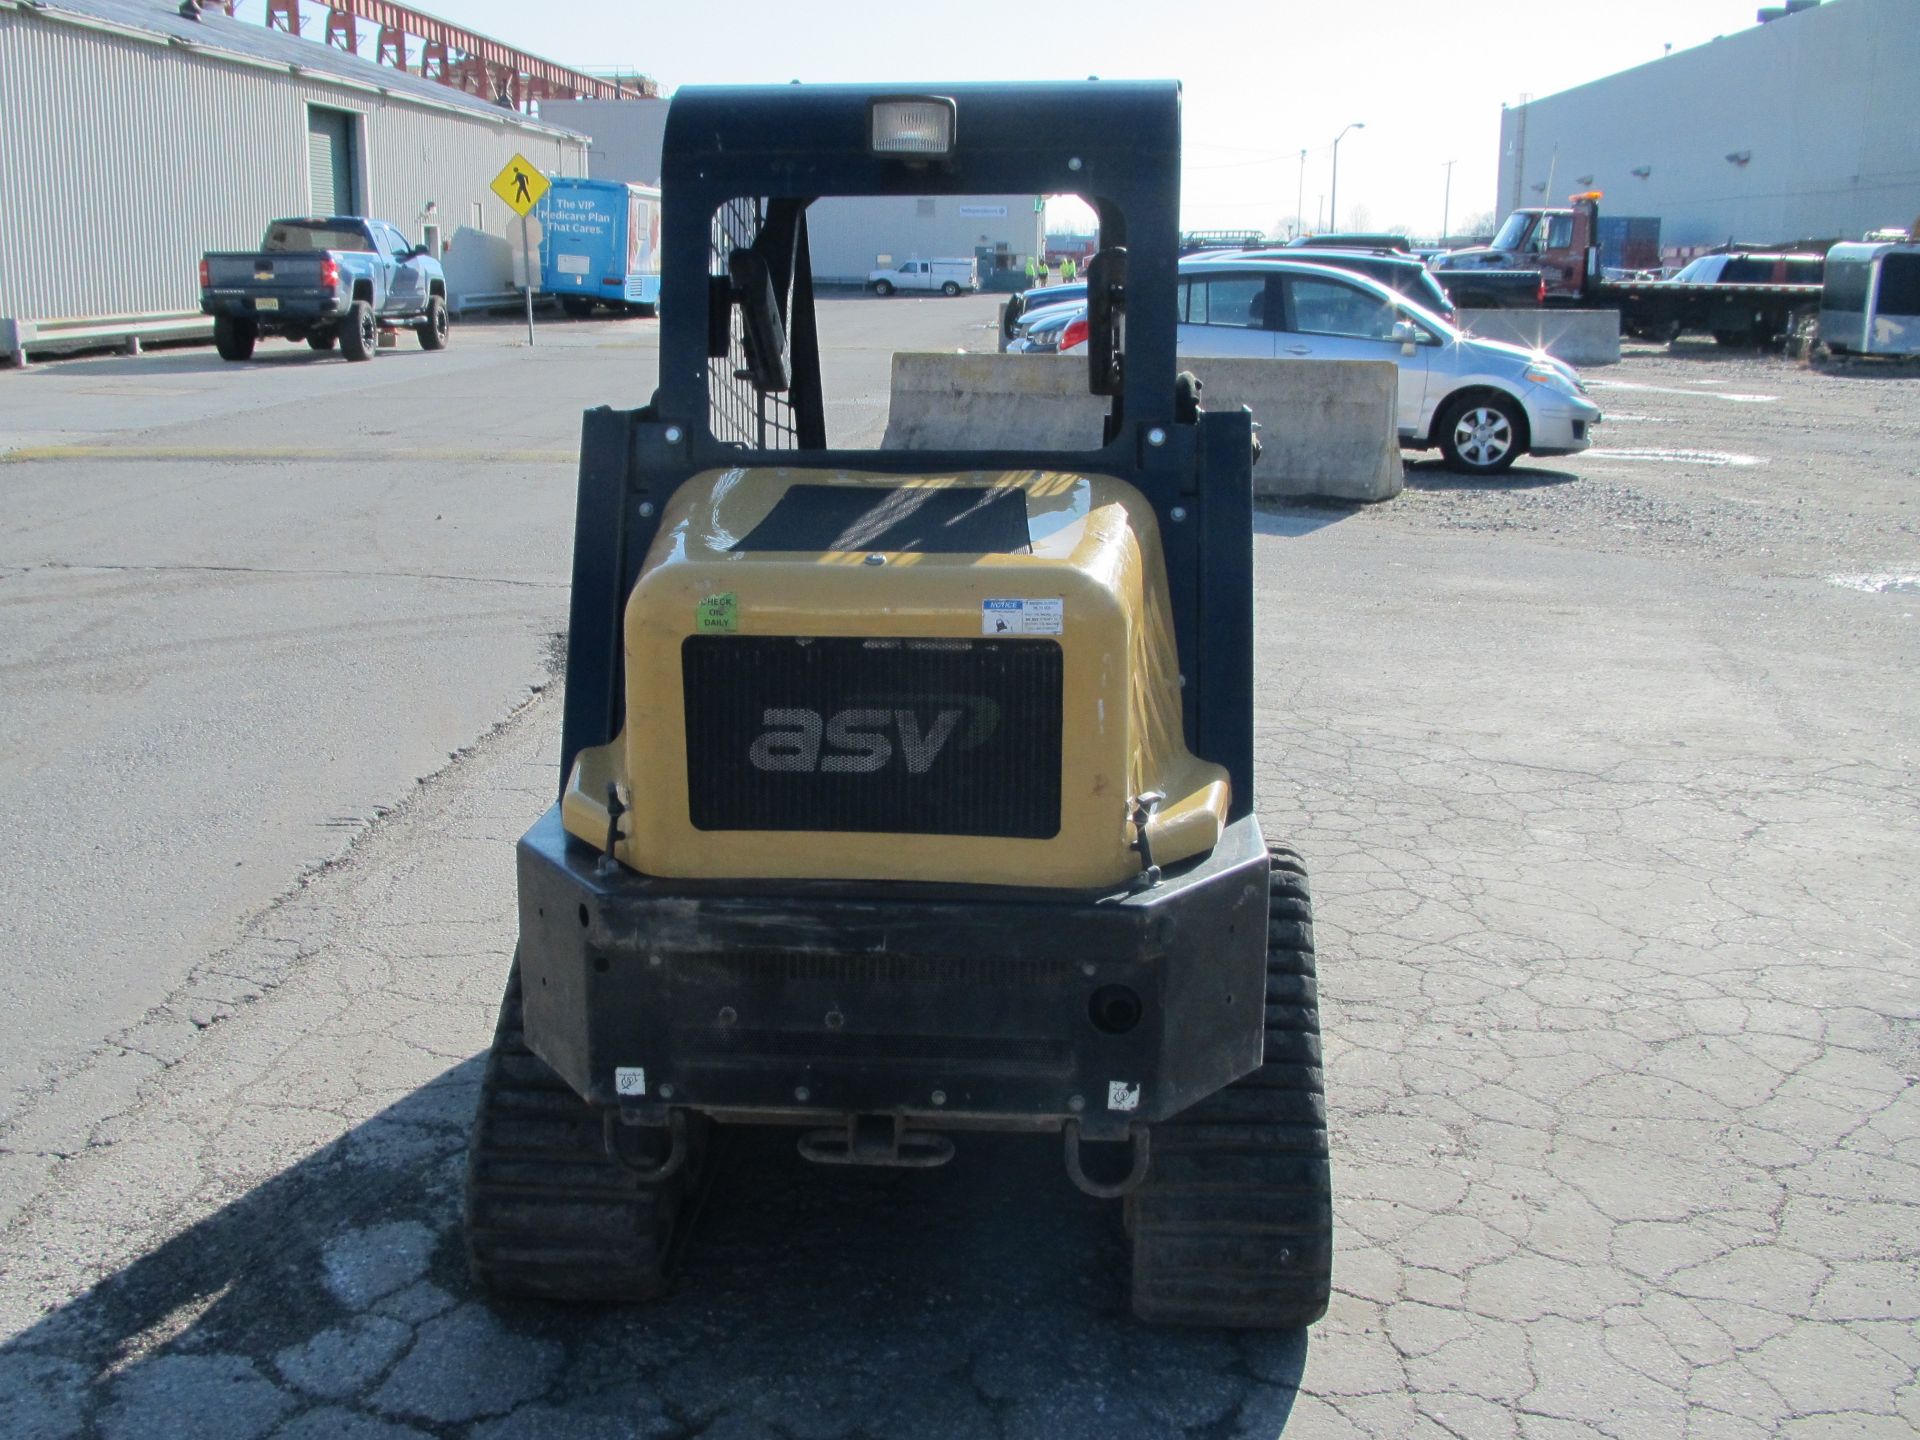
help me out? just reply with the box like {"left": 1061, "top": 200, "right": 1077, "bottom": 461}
{"left": 1827, "top": 573, "right": 1920, "bottom": 594}
{"left": 1585, "top": 447, "right": 1766, "bottom": 466}
{"left": 1587, "top": 379, "right": 1777, "bottom": 403}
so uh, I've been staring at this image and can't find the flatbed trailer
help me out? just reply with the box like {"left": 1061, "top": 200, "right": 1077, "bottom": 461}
{"left": 1434, "top": 194, "right": 1823, "bottom": 347}
{"left": 1587, "top": 275, "right": 1825, "bottom": 347}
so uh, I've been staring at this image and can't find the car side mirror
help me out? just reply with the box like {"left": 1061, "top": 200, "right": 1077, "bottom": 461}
{"left": 1392, "top": 319, "right": 1420, "bottom": 354}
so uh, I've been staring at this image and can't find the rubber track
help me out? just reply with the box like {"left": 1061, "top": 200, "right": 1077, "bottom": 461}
{"left": 1129, "top": 844, "right": 1334, "bottom": 1328}
{"left": 464, "top": 964, "right": 695, "bottom": 1301}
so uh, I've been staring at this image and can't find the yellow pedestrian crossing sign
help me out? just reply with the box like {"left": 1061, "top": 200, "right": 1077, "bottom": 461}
{"left": 491, "top": 154, "right": 549, "bottom": 217}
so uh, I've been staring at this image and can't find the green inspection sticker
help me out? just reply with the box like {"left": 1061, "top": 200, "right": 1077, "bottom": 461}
{"left": 696, "top": 592, "right": 739, "bottom": 633}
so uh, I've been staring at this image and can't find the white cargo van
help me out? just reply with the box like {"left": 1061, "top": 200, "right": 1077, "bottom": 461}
{"left": 867, "top": 257, "right": 978, "bottom": 296}
{"left": 1821, "top": 242, "right": 1920, "bottom": 357}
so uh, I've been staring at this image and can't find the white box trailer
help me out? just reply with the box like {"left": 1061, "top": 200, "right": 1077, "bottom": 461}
{"left": 867, "top": 257, "right": 978, "bottom": 296}
{"left": 1821, "top": 242, "right": 1920, "bottom": 357}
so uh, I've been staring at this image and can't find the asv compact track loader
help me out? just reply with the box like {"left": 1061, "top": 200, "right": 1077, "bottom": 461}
{"left": 464, "top": 80, "right": 1332, "bottom": 1328}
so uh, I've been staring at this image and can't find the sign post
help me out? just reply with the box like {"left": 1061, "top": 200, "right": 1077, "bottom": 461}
{"left": 519, "top": 211, "right": 535, "bottom": 345}
{"left": 490, "top": 154, "right": 551, "bottom": 346}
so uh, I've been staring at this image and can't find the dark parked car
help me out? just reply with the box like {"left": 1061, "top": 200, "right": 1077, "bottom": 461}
{"left": 1190, "top": 248, "right": 1456, "bottom": 321}
{"left": 1670, "top": 251, "right": 1826, "bottom": 286}
{"left": 1287, "top": 232, "right": 1413, "bottom": 253}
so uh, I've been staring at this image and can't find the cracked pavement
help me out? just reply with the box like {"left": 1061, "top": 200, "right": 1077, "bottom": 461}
{"left": 1, "top": 309, "right": 1917, "bottom": 1437}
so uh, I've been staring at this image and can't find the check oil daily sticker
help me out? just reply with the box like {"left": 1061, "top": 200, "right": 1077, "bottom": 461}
{"left": 696, "top": 592, "right": 738, "bottom": 633}
{"left": 981, "top": 598, "right": 1063, "bottom": 635}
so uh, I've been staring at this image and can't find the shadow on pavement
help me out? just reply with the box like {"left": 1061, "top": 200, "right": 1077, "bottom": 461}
{"left": 1403, "top": 458, "right": 1580, "bottom": 491}
{"left": 1, "top": 1058, "right": 1310, "bottom": 1438}
{"left": 1809, "top": 353, "right": 1920, "bottom": 381}
{"left": 1631, "top": 338, "right": 1793, "bottom": 364}
{"left": 35, "top": 347, "right": 447, "bottom": 379}
{"left": 1254, "top": 502, "right": 1361, "bottom": 538}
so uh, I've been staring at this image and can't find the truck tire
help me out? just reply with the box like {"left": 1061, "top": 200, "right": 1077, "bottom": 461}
{"left": 213, "top": 315, "right": 256, "bottom": 362}
{"left": 560, "top": 296, "right": 595, "bottom": 318}
{"left": 941, "top": 280, "right": 962, "bottom": 297}
{"left": 338, "top": 301, "right": 377, "bottom": 362}
{"left": 465, "top": 961, "right": 709, "bottom": 1302}
{"left": 416, "top": 296, "right": 449, "bottom": 351}
{"left": 306, "top": 331, "right": 336, "bottom": 352}
{"left": 873, "top": 279, "right": 895, "bottom": 296}
{"left": 1129, "top": 845, "right": 1332, "bottom": 1328}
{"left": 1437, "top": 393, "right": 1524, "bottom": 475}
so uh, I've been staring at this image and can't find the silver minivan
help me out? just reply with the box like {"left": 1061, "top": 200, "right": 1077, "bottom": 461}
{"left": 1169, "top": 257, "right": 1602, "bottom": 474}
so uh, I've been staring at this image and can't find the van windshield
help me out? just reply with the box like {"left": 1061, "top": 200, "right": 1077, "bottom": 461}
{"left": 1823, "top": 260, "right": 1872, "bottom": 314}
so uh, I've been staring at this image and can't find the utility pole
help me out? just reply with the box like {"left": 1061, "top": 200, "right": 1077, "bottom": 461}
{"left": 1295, "top": 149, "right": 1307, "bottom": 239}
{"left": 1329, "top": 122, "right": 1364, "bottom": 233}
{"left": 1441, "top": 159, "right": 1455, "bottom": 243}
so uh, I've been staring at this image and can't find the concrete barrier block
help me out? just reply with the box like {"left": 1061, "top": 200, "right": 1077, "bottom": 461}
{"left": 1185, "top": 358, "right": 1401, "bottom": 502}
{"left": 882, "top": 352, "right": 1109, "bottom": 452}
{"left": 1457, "top": 308, "right": 1620, "bottom": 366}
{"left": 883, "top": 353, "right": 1402, "bottom": 503}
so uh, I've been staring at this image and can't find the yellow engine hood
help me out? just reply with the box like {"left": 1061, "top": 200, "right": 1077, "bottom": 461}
{"left": 562, "top": 466, "right": 1227, "bottom": 890}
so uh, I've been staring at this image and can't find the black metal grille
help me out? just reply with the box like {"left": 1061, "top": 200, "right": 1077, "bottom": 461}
{"left": 710, "top": 198, "right": 799, "bottom": 451}
{"left": 683, "top": 637, "right": 1063, "bottom": 838}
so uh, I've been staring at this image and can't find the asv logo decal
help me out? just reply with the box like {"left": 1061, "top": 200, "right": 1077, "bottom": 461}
{"left": 749, "top": 708, "right": 964, "bottom": 775}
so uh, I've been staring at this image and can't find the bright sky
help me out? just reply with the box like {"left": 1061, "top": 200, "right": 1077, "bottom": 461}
{"left": 269, "top": 0, "right": 1775, "bottom": 238}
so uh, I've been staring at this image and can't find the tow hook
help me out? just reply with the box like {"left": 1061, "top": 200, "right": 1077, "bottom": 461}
{"left": 798, "top": 1113, "right": 955, "bottom": 1169}
{"left": 602, "top": 1106, "right": 688, "bottom": 1182}
{"left": 1063, "top": 1119, "right": 1151, "bottom": 1198}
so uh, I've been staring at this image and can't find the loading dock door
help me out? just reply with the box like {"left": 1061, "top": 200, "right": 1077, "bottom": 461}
{"left": 307, "top": 108, "right": 358, "bottom": 215}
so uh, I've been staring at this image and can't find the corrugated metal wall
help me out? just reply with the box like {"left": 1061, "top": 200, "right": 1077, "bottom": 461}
{"left": 0, "top": 6, "right": 588, "bottom": 322}
{"left": 1492, "top": 0, "right": 1920, "bottom": 249}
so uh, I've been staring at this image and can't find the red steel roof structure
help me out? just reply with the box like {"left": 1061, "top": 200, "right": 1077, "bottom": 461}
{"left": 258, "top": 0, "right": 656, "bottom": 111}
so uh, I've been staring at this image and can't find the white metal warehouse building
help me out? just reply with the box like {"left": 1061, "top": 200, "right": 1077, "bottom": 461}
{"left": 0, "top": 0, "right": 588, "bottom": 357}
{"left": 1497, "top": 0, "right": 1919, "bottom": 251}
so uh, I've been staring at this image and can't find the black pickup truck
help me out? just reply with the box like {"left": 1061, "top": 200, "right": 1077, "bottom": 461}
{"left": 199, "top": 217, "right": 449, "bottom": 362}
{"left": 1431, "top": 268, "right": 1547, "bottom": 310}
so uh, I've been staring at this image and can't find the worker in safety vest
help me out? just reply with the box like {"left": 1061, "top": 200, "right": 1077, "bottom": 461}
{"left": 1024, "top": 256, "right": 1038, "bottom": 286}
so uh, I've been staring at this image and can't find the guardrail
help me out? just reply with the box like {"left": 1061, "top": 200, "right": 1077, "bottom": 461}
{"left": 2, "top": 312, "right": 215, "bottom": 367}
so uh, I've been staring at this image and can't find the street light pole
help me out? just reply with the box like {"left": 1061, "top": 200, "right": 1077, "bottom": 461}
{"left": 1295, "top": 148, "right": 1307, "bottom": 238}
{"left": 1329, "top": 122, "right": 1365, "bottom": 232}
{"left": 1441, "top": 159, "right": 1455, "bottom": 242}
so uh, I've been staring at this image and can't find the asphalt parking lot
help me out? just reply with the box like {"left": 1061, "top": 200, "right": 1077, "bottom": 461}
{"left": 1, "top": 297, "right": 1916, "bottom": 1439}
